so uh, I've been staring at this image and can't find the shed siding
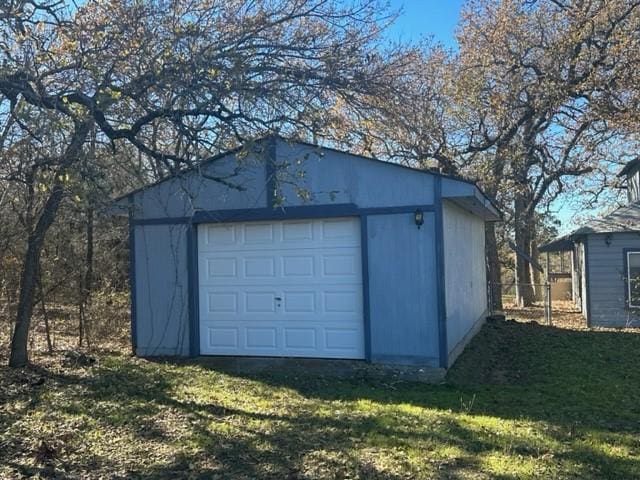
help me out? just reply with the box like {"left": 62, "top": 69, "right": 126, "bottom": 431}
{"left": 134, "top": 224, "right": 190, "bottom": 355}
{"left": 124, "top": 138, "right": 495, "bottom": 363}
{"left": 586, "top": 233, "right": 640, "bottom": 327}
{"left": 132, "top": 153, "right": 267, "bottom": 219}
{"left": 442, "top": 201, "right": 487, "bottom": 363}
{"left": 275, "top": 140, "right": 435, "bottom": 208}
{"left": 366, "top": 213, "right": 440, "bottom": 365}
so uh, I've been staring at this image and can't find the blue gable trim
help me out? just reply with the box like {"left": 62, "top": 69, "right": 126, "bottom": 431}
{"left": 434, "top": 177, "right": 448, "bottom": 368}
{"left": 186, "top": 224, "right": 200, "bottom": 357}
{"left": 127, "top": 197, "right": 138, "bottom": 354}
{"left": 361, "top": 205, "right": 435, "bottom": 215}
{"left": 132, "top": 204, "right": 437, "bottom": 226}
{"left": 132, "top": 217, "right": 190, "bottom": 226}
{"left": 191, "top": 204, "right": 360, "bottom": 223}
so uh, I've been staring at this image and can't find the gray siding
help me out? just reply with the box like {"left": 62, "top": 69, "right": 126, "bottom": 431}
{"left": 134, "top": 224, "right": 190, "bottom": 355}
{"left": 366, "top": 213, "right": 440, "bottom": 365}
{"left": 586, "top": 233, "right": 640, "bottom": 327}
{"left": 276, "top": 140, "right": 435, "bottom": 207}
{"left": 128, "top": 138, "right": 488, "bottom": 219}
{"left": 132, "top": 153, "right": 267, "bottom": 219}
{"left": 442, "top": 201, "right": 487, "bottom": 363}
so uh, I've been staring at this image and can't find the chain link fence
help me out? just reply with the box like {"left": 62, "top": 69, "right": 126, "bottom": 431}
{"left": 489, "top": 282, "right": 552, "bottom": 324}
{"left": 489, "top": 279, "right": 584, "bottom": 327}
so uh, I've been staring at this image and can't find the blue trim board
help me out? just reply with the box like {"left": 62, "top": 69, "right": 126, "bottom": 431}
{"left": 583, "top": 236, "right": 592, "bottom": 327}
{"left": 187, "top": 224, "right": 201, "bottom": 357}
{"left": 434, "top": 177, "right": 449, "bottom": 368}
{"left": 132, "top": 203, "right": 436, "bottom": 226}
{"left": 360, "top": 214, "right": 372, "bottom": 361}
{"left": 360, "top": 205, "right": 435, "bottom": 215}
{"left": 127, "top": 197, "right": 138, "bottom": 354}
{"left": 192, "top": 204, "right": 359, "bottom": 224}
{"left": 132, "top": 217, "right": 190, "bottom": 226}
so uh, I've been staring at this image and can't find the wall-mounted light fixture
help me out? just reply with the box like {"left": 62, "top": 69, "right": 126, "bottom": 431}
{"left": 605, "top": 234, "right": 612, "bottom": 246}
{"left": 414, "top": 208, "right": 424, "bottom": 229}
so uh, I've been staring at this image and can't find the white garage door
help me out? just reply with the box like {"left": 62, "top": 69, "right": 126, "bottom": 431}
{"left": 198, "top": 217, "right": 365, "bottom": 359}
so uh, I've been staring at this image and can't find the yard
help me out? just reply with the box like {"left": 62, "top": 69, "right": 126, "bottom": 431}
{"left": 2, "top": 318, "right": 640, "bottom": 479}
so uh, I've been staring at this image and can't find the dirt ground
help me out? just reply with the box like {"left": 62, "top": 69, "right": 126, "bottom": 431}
{"left": 503, "top": 299, "right": 640, "bottom": 333}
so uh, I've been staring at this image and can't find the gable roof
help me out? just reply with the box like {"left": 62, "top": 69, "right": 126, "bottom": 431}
{"left": 571, "top": 202, "right": 640, "bottom": 235}
{"left": 115, "top": 136, "right": 480, "bottom": 198}
{"left": 113, "top": 144, "right": 245, "bottom": 203}
{"left": 113, "top": 135, "right": 501, "bottom": 220}
{"left": 540, "top": 202, "right": 640, "bottom": 252}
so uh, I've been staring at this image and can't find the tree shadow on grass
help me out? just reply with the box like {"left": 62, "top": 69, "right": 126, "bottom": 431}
{"left": 155, "top": 319, "right": 640, "bottom": 479}
{"left": 185, "top": 320, "right": 640, "bottom": 430}
{"left": 1, "top": 357, "right": 523, "bottom": 479}
{"left": 3, "top": 319, "right": 640, "bottom": 479}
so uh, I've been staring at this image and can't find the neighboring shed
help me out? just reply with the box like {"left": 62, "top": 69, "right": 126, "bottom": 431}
{"left": 115, "top": 137, "right": 500, "bottom": 368}
{"left": 541, "top": 159, "right": 640, "bottom": 327}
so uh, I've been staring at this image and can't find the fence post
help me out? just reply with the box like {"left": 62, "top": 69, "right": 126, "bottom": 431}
{"left": 545, "top": 252, "right": 552, "bottom": 326}
{"left": 544, "top": 282, "right": 552, "bottom": 326}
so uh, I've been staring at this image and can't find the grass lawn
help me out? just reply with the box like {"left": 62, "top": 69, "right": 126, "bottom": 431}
{"left": 2, "top": 319, "right": 640, "bottom": 479}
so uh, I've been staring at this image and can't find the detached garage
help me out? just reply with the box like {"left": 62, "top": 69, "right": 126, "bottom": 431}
{"left": 116, "top": 137, "right": 500, "bottom": 368}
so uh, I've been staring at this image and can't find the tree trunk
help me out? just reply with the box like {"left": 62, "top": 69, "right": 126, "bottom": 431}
{"left": 530, "top": 239, "right": 542, "bottom": 300}
{"left": 9, "top": 121, "right": 91, "bottom": 367}
{"left": 514, "top": 194, "right": 535, "bottom": 307}
{"left": 485, "top": 222, "right": 503, "bottom": 310}
{"left": 9, "top": 183, "right": 65, "bottom": 367}
{"left": 78, "top": 208, "right": 94, "bottom": 348}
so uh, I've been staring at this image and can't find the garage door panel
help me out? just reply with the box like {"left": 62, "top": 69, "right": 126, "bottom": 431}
{"left": 207, "top": 327, "right": 238, "bottom": 348}
{"left": 282, "top": 221, "right": 314, "bottom": 241}
{"left": 206, "top": 257, "right": 237, "bottom": 278}
{"left": 326, "top": 328, "right": 362, "bottom": 350}
{"left": 199, "top": 249, "right": 362, "bottom": 286}
{"left": 244, "top": 223, "right": 275, "bottom": 244}
{"left": 198, "top": 217, "right": 364, "bottom": 359}
{"left": 321, "top": 218, "right": 360, "bottom": 239}
{"left": 200, "top": 286, "right": 362, "bottom": 321}
{"left": 246, "top": 327, "right": 278, "bottom": 348}
{"left": 244, "top": 256, "right": 276, "bottom": 278}
{"left": 284, "top": 328, "right": 317, "bottom": 350}
{"left": 323, "top": 254, "right": 358, "bottom": 276}
{"left": 204, "top": 224, "right": 237, "bottom": 246}
{"left": 283, "top": 291, "right": 315, "bottom": 312}
{"left": 282, "top": 255, "right": 315, "bottom": 277}
{"left": 206, "top": 292, "right": 238, "bottom": 313}
{"left": 199, "top": 219, "right": 360, "bottom": 253}
{"left": 200, "top": 321, "right": 364, "bottom": 357}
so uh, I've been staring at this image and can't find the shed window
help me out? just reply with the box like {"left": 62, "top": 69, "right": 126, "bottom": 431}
{"left": 627, "top": 252, "right": 640, "bottom": 308}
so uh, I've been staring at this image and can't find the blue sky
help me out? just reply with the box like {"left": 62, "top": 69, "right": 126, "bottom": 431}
{"left": 385, "top": 1, "right": 466, "bottom": 47}
{"left": 382, "top": 1, "right": 589, "bottom": 233}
